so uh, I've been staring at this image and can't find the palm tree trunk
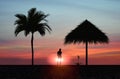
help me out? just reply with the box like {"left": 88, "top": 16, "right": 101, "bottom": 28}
{"left": 86, "top": 41, "right": 88, "bottom": 66}
{"left": 31, "top": 33, "right": 34, "bottom": 65}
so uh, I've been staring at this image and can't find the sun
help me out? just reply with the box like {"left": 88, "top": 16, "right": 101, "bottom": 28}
{"left": 56, "top": 57, "right": 63, "bottom": 62}
{"left": 48, "top": 54, "right": 70, "bottom": 65}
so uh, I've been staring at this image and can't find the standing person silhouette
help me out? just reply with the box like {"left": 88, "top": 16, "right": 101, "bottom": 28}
{"left": 57, "top": 48, "right": 62, "bottom": 65}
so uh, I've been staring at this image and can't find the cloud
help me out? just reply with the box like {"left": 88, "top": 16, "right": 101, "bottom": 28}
{"left": 0, "top": 39, "right": 12, "bottom": 44}
{"left": 91, "top": 51, "right": 120, "bottom": 56}
{"left": 0, "top": 57, "right": 30, "bottom": 65}
{"left": 0, "top": 57, "right": 49, "bottom": 65}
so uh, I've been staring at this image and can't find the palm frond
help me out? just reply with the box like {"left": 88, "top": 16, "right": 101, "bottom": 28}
{"left": 33, "top": 12, "right": 49, "bottom": 24}
{"left": 37, "top": 26, "right": 45, "bottom": 36}
{"left": 14, "top": 14, "right": 27, "bottom": 25}
{"left": 28, "top": 8, "right": 36, "bottom": 18}
{"left": 42, "top": 23, "right": 52, "bottom": 32}
{"left": 35, "top": 23, "right": 52, "bottom": 36}
{"left": 24, "top": 30, "right": 30, "bottom": 36}
{"left": 39, "top": 14, "right": 49, "bottom": 22}
{"left": 14, "top": 25, "right": 24, "bottom": 36}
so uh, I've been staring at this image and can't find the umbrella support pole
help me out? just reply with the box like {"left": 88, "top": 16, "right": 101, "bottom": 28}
{"left": 86, "top": 41, "right": 88, "bottom": 66}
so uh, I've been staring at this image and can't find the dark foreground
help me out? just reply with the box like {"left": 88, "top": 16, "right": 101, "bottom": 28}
{"left": 0, "top": 65, "right": 120, "bottom": 79}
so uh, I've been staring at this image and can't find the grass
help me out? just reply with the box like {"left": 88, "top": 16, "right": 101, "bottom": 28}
{"left": 0, "top": 65, "right": 120, "bottom": 79}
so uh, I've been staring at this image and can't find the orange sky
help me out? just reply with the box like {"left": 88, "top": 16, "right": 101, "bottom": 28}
{"left": 0, "top": 38, "right": 120, "bottom": 65}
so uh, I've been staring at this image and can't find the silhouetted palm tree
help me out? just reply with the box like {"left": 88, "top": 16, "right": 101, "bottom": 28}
{"left": 64, "top": 20, "right": 109, "bottom": 65}
{"left": 14, "top": 8, "right": 52, "bottom": 65}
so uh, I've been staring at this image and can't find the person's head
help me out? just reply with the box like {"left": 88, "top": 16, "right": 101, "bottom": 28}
{"left": 59, "top": 48, "right": 61, "bottom": 51}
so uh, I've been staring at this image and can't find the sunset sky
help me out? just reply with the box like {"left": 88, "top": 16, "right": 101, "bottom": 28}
{"left": 0, "top": 0, "right": 120, "bottom": 65}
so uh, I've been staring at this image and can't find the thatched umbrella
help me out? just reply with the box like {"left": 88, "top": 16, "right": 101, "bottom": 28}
{"left": 64, "top": 20, "right": 109, "bottom": 65}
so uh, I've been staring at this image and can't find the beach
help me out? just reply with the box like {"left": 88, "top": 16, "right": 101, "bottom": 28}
{"left": 0, "top": 65, "right": 120, "bottom": 79}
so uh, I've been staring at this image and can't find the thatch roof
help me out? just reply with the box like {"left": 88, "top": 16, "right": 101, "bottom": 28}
{"left": 64, "top": 20, "right": 109, "bottom": 44}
